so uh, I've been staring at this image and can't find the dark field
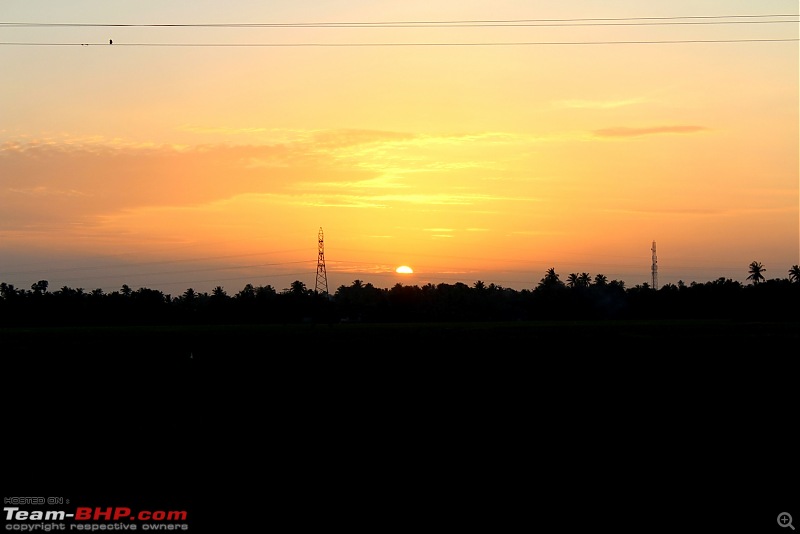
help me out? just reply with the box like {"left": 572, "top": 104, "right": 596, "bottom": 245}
{"left": 4, "top": 318, "right": 799, "bottom": 357}
{"left": 5, "top": 318, "right": 797, "bottom": 404}
{"left": 4, "top": 319, "right": 796, "bottom": 529}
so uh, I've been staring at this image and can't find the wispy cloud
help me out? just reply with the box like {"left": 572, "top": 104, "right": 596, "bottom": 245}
{"left": 593, "top": 125, "right": 708, "bottom": 137}
{"left": 301, "top": 175, "right": 410, "bottom": 190}
{"left": 177, "top": 125, "right": 271, "bottom": 136}
{"left": 322, "top": 131, "right": 547, "bottom": 176}
{"left": 557, "top": 98, "right": 646, "bottom": 109}
{"left": 309, "top": 129, "right": 416, "bottom": 149}
{"left": 295, "top": 192, "right": 486, "bottom": 208}
{"left": 8, "top": 186, "right": 88, "bottom": 197}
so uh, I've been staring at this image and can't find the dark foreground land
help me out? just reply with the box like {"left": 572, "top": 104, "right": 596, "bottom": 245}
{"left": 6, "top": 318, "right": 797, "bottom": 405}
{"left": 4, "top": 318, "right": 799, "bottom": 357}
{"left": 4, "top": 319, "right": 797, "bottom": 530}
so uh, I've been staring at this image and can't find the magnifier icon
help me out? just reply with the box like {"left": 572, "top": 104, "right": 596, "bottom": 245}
{"left": 778, "top": 513, "right": 795, "bottom": 530}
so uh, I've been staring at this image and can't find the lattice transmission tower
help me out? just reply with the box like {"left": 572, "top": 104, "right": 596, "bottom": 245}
{"left": 315, "top": 227, "right": 329, "bottom": 296}
{"left": 651, "top": 240, "right": 658, "bottom": 290}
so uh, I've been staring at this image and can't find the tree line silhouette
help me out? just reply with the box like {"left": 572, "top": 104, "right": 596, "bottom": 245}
{"left": 2, "top": 261, "right": 798, "bottom": 326}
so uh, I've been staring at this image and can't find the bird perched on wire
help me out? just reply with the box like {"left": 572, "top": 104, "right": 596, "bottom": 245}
{"left": 109, "top": 39, "right": 113, "bottom": 44}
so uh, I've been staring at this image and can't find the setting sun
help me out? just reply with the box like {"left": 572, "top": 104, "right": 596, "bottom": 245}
{"left": 396, "top": 266, "right": 414, "bottom": 274}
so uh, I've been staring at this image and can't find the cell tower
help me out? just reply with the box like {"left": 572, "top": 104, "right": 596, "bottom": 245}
{"left": 315, "top": 227, "right": 329, "bottom": 296}
{"left": 651, "top": 240, "right": 658, "bottom": 289}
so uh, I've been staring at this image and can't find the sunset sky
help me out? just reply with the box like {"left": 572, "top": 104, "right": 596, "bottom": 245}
{"left": 1, "top": 1, "right": 798, "bottom": 296}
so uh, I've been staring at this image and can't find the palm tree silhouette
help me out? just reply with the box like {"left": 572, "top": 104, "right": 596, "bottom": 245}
{"left": 746, "top": 261, "right": 766, "bottom": 285}
{"left": 789, "top": 265, "right": 800, "bottom": 283}
{"left": 578, "top": 272, "right": 591, "bottom": 287}
{"left": 537, "top": 267, "right": 564, "bottom": 290}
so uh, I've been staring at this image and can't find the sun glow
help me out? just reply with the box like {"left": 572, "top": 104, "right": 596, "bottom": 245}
{"left": 396, "top": 266, "right": 414, "bottom": 274}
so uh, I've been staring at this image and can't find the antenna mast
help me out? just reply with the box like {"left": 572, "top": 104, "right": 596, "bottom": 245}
{"left": 651, "top": 240, "right": 658, "bottom": 289}
{"left": 315, "top": 227, "right": 329, "bottom": 296}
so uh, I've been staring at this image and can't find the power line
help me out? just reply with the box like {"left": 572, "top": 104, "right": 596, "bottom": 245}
{"left": 2, "top": 248, "right": 310, "bottom": 277}
{"left": 3, "top": 13, "right": 795, "bottom": 47}
{"left": 1, "top": 38, "right": 797, "bottom": 47}
{"left": 8, "top": 260, "right": 314, "bottom": 284}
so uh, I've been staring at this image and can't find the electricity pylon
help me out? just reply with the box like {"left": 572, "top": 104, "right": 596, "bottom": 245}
{"left": 651, "top": 240, "right": 658, "bottom": 290}
{"left": 315, "top": 227, "right": 329, "bottom": 296}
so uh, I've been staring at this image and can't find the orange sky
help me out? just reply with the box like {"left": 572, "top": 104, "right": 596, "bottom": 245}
{"left": 1, "top": 1, "right": 798, "bottom": 295}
